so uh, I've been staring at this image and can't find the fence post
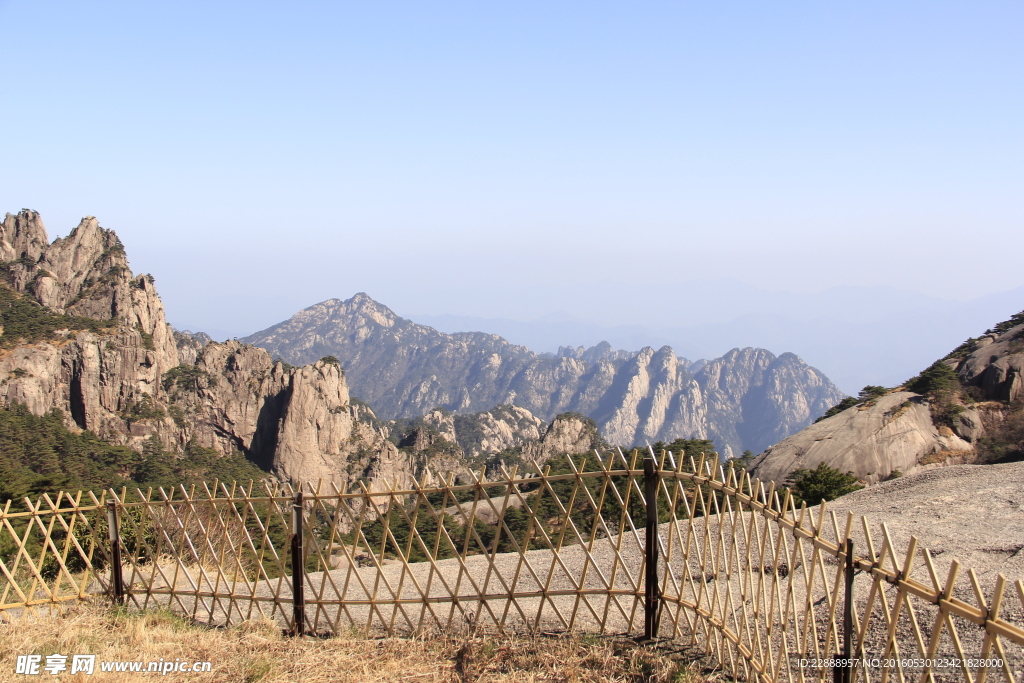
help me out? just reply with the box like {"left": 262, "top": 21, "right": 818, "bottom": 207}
{"left": 291, "top": 490, "right": 306, "bottom": 636}
{"left": 643, "top": 457, "right": 660, "bottom": 640}
{"left": 834, "top": 539, "right": 854, "bottom": 683}
{"left": 105, "top": 500, "right": 124, "bottom": 605}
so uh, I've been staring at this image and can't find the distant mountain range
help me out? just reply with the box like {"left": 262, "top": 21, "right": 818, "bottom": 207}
{"left": 242, "top": 293, "right": 845, "bottom": 457}
{"left": 409, "top": 283, "right": 1024, "bottom": 396}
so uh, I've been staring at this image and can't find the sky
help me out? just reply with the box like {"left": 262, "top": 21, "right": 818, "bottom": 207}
{"left": 2, "top": 1, "right": 1022, "bottom": 381}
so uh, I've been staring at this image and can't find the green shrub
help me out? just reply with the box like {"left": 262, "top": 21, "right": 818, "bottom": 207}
{"left": 905, "top": 362, "right": 959, "bottom": 396}
{"left": 122, "top": 395, "right": 165, "bottom": 423}
{"left": 815, "top": 396, "right": 859, "bottom": 423}
{"left": 784, "top": 462, "right": 863, "bottom": 506}
{"left": 858, "top": 385, "right": 888, "bottom": 401}
{"left": 162, "top": 365, "right": 210, "bottom": 392}
{"left": 0, "top": 283, "right": 115, "bottom": 348}
{"left": 136, "top": 324, "right": 155, "bottom": 350}
{"left": 989, "top": 310, "right": 1024, "bottom": 336}
{"left": 649, "top": 438, "right": 716, "bottom": 461}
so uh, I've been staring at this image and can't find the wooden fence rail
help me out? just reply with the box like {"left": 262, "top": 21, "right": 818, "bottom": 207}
{"left": 2, "top": 449, "right": 1022, "bottom": 683}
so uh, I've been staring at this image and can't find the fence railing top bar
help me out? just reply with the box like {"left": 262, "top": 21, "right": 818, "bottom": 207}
{"left": 0, "top": 492, "right": 107, "bottom": 519}
{"left": 0, "top": 501, "right": 105, "bottom": 519}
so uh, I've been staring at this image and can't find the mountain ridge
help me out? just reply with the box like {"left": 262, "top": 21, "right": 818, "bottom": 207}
{"left": 242, "top": 293, "right": 845, "bottom": 457}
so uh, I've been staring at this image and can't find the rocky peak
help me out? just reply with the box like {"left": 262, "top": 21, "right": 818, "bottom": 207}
{"left": 0, "top": 210, "right": 444, "bottom": 492}
{"left": 174, "top": 329, "right": 215, "bottom": 366}
{"left": 0, "top": 210, "right": 49, "bottom": 264}
{"left": 344, "top": 290, "right": 395, "bottom": 325}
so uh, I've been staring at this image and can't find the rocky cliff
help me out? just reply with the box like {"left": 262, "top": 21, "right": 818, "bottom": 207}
{"left": 242, "top": 294, "right": 845, "bottom": 457}
{"left": 389, "top": 407, "right": 606, "bottom": 480}
{"left": 0, "top": 211, "right": 417, "bottom": 491}
{"left": 750, "top": 311, "right": 1024, "bottom": 485}
{"left": 0, "top": 210, "right": 626, "bottom": 492}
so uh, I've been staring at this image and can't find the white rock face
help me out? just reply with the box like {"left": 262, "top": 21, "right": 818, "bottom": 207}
{"left": 750, "top": 316, "right": 1024, "bottom": 486}
{"left": 523, "top": 412, "right": 605, "bottom": 464}
{"left": 450, "top": 405, "right": 545, "bottom": 458}
{"left": 749, "top": 392, "right": 974, "bottom": 485}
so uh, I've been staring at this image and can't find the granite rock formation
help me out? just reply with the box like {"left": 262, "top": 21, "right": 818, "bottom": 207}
{"left": 750, "top": 313, "right": 1024, "bottom": 485}
{"left": 391, "top": 407, "right": 604, "bottom": 481}
{"left": 243, "top": 294, "right": 845, "bottom": 457}
{"left": 0, "top": 211, "right": 409, "bottom": 490}
{"left": 0, "top": 210, "right": 624, "bottom": 492}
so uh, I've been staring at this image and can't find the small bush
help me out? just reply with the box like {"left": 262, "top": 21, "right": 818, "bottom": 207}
{"left": 857, "top": 385, "right": 888, "bottom": 401}
{"left": 815, "top": 396, "right": 859, "bottom": 423}
{"left": 785, "top": 462, "right": 863, "bottom": 506}
{"left": 162, "top": 365, "right": 210, "bottom": 392}
{"left": 905, "top": 361, "right": 959, "bottom": 396}
{"left": 123, "top": 395, "right": 166, "bottom": 423}
{"left": 989, "top": 310, "right": 1024, "bottom": 336}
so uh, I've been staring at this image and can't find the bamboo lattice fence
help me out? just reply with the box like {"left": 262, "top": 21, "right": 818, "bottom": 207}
{"left": 2, "top": 449, "right": 1023, "bottom": 683}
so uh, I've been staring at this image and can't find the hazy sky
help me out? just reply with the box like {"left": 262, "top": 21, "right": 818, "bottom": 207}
{"left": 2, "top": 1, "right": 1022, "bottom": 341}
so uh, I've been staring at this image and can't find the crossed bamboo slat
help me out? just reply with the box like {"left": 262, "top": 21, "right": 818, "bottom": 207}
{"left": 1, "top": 452, "right": 1022, "bottom": 683}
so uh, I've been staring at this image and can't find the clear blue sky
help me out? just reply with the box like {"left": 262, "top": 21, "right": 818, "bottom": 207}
{"left": 2, "top": 1, "right": 1022, "bottom": 341}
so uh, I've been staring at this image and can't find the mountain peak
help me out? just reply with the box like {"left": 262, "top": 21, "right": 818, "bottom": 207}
{"left": 348, "top": 291, "right": 375, "bottom": 306}
{"left": 342, "top": 292, "right": 398, "bottom": 327}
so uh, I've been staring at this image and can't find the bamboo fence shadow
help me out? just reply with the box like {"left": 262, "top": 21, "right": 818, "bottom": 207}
{"left": 2, "top": 449, "right": 1023, "bottom": 683}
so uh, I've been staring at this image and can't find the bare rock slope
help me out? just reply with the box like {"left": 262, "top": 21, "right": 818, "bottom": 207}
{"left": 825, "top": 461, "right": 1024, "bottom": 585}
{"left": 751, "top": 311, "right": 1024, "bottom": 484}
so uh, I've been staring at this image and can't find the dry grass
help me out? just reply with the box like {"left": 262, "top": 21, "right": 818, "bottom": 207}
{"left": 0, "top": 603, "right": 705, "bottom": 682}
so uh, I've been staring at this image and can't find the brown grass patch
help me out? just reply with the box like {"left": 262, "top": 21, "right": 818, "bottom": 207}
{"left": 917, "top": 449, "right": 974, "bottom": 466}
{"left": 0, "top": 603, "right": 703, "bottom": 682}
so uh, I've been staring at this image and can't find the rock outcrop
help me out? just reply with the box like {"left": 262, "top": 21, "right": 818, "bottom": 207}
{"left": 957, "top": 325, "right": 1024, "bottom": 403}
{"left": 750, "top": 312, "right": 1024, "bottom": 485}
{"left": 0, "top": 211, "right": 179, "bottom": 445}
{"left": 0, "top": 210, "right": 422, "bottom": 491}
{"left": 451, "top": 405, "right": 546, "bottom": 459}
{"left": 749, "top": 392, "right": 974, "bottom": 485}
{"left": 522, "top": 412, "right": 606, "bottom": 464}
{"left": 243, "top": 294, "right": 845, "bottom": 456}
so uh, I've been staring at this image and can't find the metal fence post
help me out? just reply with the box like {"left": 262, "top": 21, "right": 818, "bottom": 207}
{"left": 291, "top": 490, "right": 306, "bottom": 636}
{"left": 834, "top": 538, "right": 854, "bottom": 683}
{"left": 105, "top": 500, "right": 124, "bottom": 605}
{"left": 643, "top": 457, "right": 660, "bottom": 640}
